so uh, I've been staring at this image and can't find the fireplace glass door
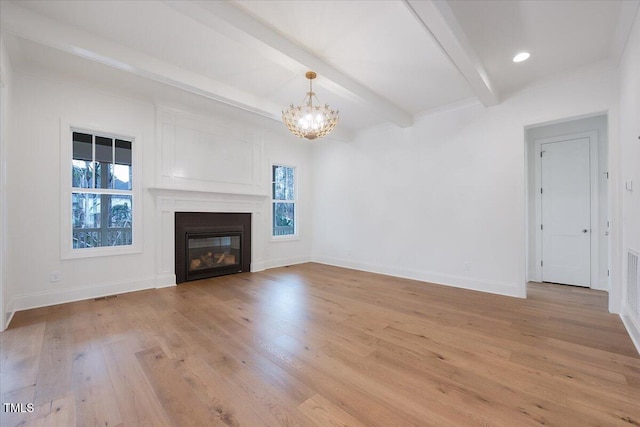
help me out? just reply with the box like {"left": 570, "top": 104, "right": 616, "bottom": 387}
{"left": 186, "top": 232, "right": 242, "bottom": 281}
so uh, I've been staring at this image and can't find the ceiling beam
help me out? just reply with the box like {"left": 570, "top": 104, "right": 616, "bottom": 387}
{"left": 404, "top": 0, "right": 499, "bottom": 106}
{"left": 166, "top": 0, "right": 414, "bottom": 128}
{"left": 0, "top": 1, "right": 283, "bottom": 121}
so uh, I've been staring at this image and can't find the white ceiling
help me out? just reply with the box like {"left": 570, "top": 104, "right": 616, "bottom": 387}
{"left": 448, "top": 0, "right": 629, "bottom": 97}
{"left": 1, "top": 0, "right": 637, "bottom": 137}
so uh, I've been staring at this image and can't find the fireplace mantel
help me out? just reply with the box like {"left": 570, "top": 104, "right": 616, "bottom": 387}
{"left": 148, "top": 186, "right": 268, "bottom": 200}
{"left": 151, "top": 186, "right": 267, "bottom": 288}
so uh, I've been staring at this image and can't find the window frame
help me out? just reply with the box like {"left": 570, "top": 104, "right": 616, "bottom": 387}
{"left": 60, "top": 121, "right": 142, "bottom": 259}
{"left": 270, "top": 163, "right": 298, "bottom": 241}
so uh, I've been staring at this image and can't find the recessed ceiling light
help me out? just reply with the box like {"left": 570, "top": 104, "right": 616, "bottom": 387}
{"left": 513, "top": 52, "right": 530, "bottom": 63}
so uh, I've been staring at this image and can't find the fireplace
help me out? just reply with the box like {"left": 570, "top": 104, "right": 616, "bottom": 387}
{"left": 186, "top": 231, "right": 242, "bottom": 281}
{"left": 175, "top": 212, "right": 251, "bottom": 283}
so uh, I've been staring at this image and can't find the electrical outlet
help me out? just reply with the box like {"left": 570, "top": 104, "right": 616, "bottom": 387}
{"left": 50, "top": 271, "right": 61, "bottom": 282}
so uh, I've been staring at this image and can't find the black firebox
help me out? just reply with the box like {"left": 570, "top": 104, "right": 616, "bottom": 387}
{"left": 175, "top": 212, "right": 251, "bottom": 284}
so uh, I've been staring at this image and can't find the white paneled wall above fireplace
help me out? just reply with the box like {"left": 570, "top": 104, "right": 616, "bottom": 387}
{"left": 156, "top": 106, "right": 267, "bottom": 196}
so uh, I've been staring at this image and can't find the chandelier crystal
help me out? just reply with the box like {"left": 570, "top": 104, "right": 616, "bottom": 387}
{"left": 282, "top": 71, "right": 339, "bottom": 140}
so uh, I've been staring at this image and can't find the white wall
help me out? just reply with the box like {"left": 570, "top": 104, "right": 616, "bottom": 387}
{"left": 7, "top": 72, "right": 156, "bottom": 311}
{"left": 526, "top": 115, "right": 609, "bottom": 290}
{"left": 619, "top": 10, "right": 640, "bottom": 352}
{"left": 5, "top": 69, "right": 312, "bottom": 314}
{"left": 0, "top": 35, "right": 14, "bottom": 330}
{"left": 312, "top": 64, "right": 619, "bottom": 301}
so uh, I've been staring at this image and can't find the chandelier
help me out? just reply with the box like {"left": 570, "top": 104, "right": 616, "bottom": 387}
{"left": 282, "top": 71, "right": 339, "bottom": 140}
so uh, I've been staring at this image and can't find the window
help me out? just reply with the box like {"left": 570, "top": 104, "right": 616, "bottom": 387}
{"left": 71, "top": 131, "right": 133, "bottom": 249}
{"left": 272, "top": 165, "right": 296, "bottom": 237}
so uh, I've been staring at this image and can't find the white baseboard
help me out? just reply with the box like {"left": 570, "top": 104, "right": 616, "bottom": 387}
{"left": 8, "top": 276, "right": 160, "bottom": 313}
{"left": 251, "top": 260, "right": 265, "bottom": 272}
{"left": 254, "top": 256, "right": 311, "bottom": 272}
{"left": 312, "top": 256, "right": 524, "bottom": 298}
{"left": 591, "top": 284, "right": 608, "bottom": 291}
{"left": 621, "top": 306, "right": 640, "bottom": 356}
{"left": 155, "top": 273, "right": 177, "bottom": 288}
{"left": 528, "top": 273, "right": 541, "bottom": 283}
{"left": 1, "top": 309, "right": 15, "bottom": 332}
{"left": 592, "top": 277, "right": 609, "bottom": 291}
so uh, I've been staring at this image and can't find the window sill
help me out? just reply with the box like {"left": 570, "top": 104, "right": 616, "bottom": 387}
{"left": 270, "top": 235, "right": 300, "bottom": 243}
{"left": 61, "top": 244, "right": 142, "bottom": 260}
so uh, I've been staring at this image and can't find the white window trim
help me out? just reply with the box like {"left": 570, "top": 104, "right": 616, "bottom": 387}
{"left": 270, "top": 163, "right": 299, "bottom": 242}
{"left": 60, "top": 119, "right": 143, "bottom": 259}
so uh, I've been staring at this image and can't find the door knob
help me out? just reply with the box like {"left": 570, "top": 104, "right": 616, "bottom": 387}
{"left": 582, "top": 229, "right": 588, "bottom": 233}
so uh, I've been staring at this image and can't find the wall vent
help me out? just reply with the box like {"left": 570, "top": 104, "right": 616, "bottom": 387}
{"left": 628, "top": 249, "right": 639, "bottom": 315}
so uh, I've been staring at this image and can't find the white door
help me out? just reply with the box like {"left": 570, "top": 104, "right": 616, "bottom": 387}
{"left": 541, "top": 138, "right": 591, "bottom": 287}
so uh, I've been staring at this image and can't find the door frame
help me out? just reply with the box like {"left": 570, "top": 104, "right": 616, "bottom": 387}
{"left": 534, "top": 131, "right": 599, "bottom": 287}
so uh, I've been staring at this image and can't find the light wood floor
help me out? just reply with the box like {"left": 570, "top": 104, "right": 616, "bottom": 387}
{"left": 1, "top": 263, "right": 639, "bottom": 426}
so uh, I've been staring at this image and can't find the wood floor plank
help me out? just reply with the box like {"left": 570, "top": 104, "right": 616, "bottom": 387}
{"left": 297, "top": 394, "right": 367, "bottom": 427}
{"left": 136, "top": 346, "right": 225, "bottom": 427}
{"left": 1, "top": 263, "right": 638, "bottom": 426}
{"left": 70, "top": 346, "right": 123, "bottom": 427}
{"left": 32, "top": 305, "right": 74, "bottom": 406}
{"left": 177, "top": 354, "right": 266, "bottom": 427}
{"left": 102, "top": 337, "right": 173, "bottom": 427}
{"left": 0, "top": 317, "right": 46, "bottom": 403}
{"left": 28, "top": 393, "right": 76, "bottom": 427}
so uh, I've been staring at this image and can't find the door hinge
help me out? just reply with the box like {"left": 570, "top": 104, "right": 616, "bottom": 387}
{"left": 608, "top": 269, "right": 610, "bottom": 277}
{"left": 541, "top": 224, "right": 543, "bottom": 230}
{"left": 541, "top": 260, "right": 544, "bottom": 267}
{"left": 540, "top": 188, "right": 543, "bottom": 194}
{"left": 540, "top": 151, "right": 545, "bottom": 157}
